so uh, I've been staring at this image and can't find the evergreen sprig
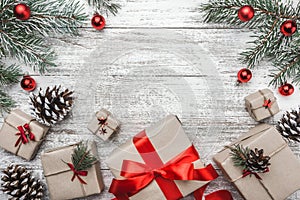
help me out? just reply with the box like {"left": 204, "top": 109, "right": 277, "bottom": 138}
{"left": 72, "top": 141, "right": 97, "bottom": 171}
{"left": 200, "top": 0, "right": 300, "bottom": 87}
{"left": 88, "top": 0, "right": 121, "bottom": 16}
{"left": 0, "top": 0, "right": 120, "bottom": 113}
{"left": 226, "top": 144, "right": 249, "bottom": 169}
{"left": 0, "top": 89, "right": 15, "bottom": 114}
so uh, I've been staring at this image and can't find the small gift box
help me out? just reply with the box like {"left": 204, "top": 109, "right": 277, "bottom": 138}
{"left": 106, "top": 115, "right": 219, "bottom": 200}
{"left": 213, "top": 124, "right": 300, "bottom": 200}
{"left": 244, "top": 89, "right": 279, "bottom": 121}
{"left": 87, "top": 108, "right": 120, "bottom": 141}
{"left": 0, "top": 109, "right": 49, "bottom": 160}
{"left": 41, "top": 142, "right": 104, "bottom": 200}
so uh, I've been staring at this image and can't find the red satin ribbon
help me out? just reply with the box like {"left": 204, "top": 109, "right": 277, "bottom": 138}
{"left": 263, "top": 99, "right": 272, "bottom": 108}
{"left": 67, "top": 163, "right": 88, "bottom": 184}
{"left": 109, "top": 130, "right": 224, "bottom": 200}
{"left": 15, "top": 123, "right": 35, "bottom": 147}
{"left": 242, "top": 167, "right": 269, "bottom": 180}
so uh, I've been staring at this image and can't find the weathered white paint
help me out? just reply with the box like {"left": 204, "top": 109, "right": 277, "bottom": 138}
{"left": 1, "top": 0, "right": 299, "bottom": 199}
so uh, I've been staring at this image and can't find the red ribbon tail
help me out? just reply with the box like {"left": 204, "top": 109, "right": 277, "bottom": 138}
{"left": 15, "top": 137, "right": 22, "bottom": 147}
{"left": 205, "top": 190, "right": 233, "bottom": 200}
{"left": 29, "top": 132, "right": 35, "bottom": 141}
{"left": 76, "top": 175, "right": 87, "bottom": 184}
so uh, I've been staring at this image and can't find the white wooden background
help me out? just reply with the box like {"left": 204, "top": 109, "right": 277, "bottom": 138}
{"left": 1, "top": 0, "right": 300, "bottom": 199}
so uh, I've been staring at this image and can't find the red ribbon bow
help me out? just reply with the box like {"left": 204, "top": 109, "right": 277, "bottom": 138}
{"left": 263, "top": 99, "right": 272, "bottom": 108}
{"left": 242, "top": 167, "right": 269, "bottom": 180}
{"left": 15, "top": 123, "right": 35, "bottom": 147}
{"left": 67, "top": 163, "right": 88, "bottom": 184}
{"left": 109, "top": 130, "right": 233, "bottom": 200}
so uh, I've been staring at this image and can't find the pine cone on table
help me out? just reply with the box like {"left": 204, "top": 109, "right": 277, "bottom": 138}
{"left": 277, "top": 108, "right": 300, "bottom": 142}
{"left": 29, "top": 85, "right": 74, "bottom": 126}
{"left": 246, "top": 148, "right": 270, "bottom": 174}
{"left": 1, "top": 164, "right": 43, "bottom": 200}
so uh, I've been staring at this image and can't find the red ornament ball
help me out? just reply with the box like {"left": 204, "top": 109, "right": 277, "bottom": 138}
{"left": 278, "top": 83, "right": 294, "bottom": 96}
{"left": 20, "top": 75, "right": 36, "bottom": 91}
{"left": 280, "top": 20, "right": 297, "bottom": 37}
{"left": 14, "top": 3, "right": 31, "bottom": 21}
{"left": 91, "top": 14, "right": 106, "bottom": 30}
{"left": 238, "top": 5, "right": 255, "bottom": 22}
{"left": 237, "top": 68, "right": 252, "bottom": 83}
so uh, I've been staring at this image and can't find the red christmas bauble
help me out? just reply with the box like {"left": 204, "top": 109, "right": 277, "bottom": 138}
{"left": 91, "top": 14, "right": 106, "bottom": 30}
{"left": 20, "top": 75, "right": 36, "bottom": 91}
{"left": 280, "top": 20, "right": 297, "bottom": 36}
{"left": 237, "top": 68, "right": 252, "bottom": 83}
{"left": 278, "top": 83, "right": 294, "bottom": 96}
{"left": 238, "top": 5, "right": 255, "bottom": 22}
{"left": 14, "top": 3, "right": 31, "bottom": 20}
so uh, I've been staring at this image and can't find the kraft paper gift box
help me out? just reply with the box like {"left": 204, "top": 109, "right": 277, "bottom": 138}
{"left": 87, "top": 108, "right": 120, "bottom": 141}
{"left": 41, "top": 142, "right": 104, "bottom": 200}
{"left": 106, "top": 115, "right": 219, "bottom": 200}
{"left": 0, "top": 109, "right": 49, "bottom": 160}
{"left": 245, "top": 89, "right": 279, "bottom": 121}
{"left": 213, "top": 124, "right": 300, "bottom": 200}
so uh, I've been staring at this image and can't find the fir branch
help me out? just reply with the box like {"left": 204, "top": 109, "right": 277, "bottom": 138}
{"left": 0, "top": 64, "right": 22, "bottom": 85}
{"left": 226, "top": 145, "right": 249, "bottom": 169}
{"left": 0, "top": 89, "right": 15, "bottom": 114}
{"left": 88, "top": 0, "right": 121, "bottom": 16}
{"left": 72, "top": 141, "right": 97, "bottom": 171}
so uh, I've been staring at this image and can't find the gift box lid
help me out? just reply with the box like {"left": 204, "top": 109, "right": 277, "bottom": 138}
{"left": 245, "top": 89, "right": 276, "bottom": 109}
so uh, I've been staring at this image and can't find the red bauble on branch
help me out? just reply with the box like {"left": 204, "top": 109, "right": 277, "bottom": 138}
{"left": 280, "top": 20, "right": 297, "bottom": 36}
{"left": 238, "top": 5, "right": 255, "bottom": 22}
{"left": 14, "top": 3, "right": 31, "bottom": 20}
{"left": 237, "top": 68, "right": 252, "bottom": 83}
{"left": 20, "top": 75, "right": 36, "bottom": 91}
{"left": 91, "top": 14, "right": 106, "bottom": 30}
{"left": 278, "top": 83, "right": 294, "bottom": 96}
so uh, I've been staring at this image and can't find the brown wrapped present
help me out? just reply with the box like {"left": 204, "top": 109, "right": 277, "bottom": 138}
{"left": 87, "top": 108, "right": 120, "bottom": 141}
{"left": 245, "top": 89, "right": 279, "bottom": 121}
{"left": 41, "top": 142, "right": 104, "bottom": 200}
{"left": 213, "top": 124, "right": 300, "bottom": 200}
{"left": 107, "top": 115, "right": 219, "bottom": 200}
{"left": 0, "top": 109, "right": 49, "bottom": 160}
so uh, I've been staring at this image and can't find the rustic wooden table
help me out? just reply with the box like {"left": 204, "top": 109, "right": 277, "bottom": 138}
{"left": 1, "top": 0, "right": 299, "bottom": 199}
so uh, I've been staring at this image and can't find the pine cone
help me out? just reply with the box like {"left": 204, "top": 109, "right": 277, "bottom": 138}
{"left": 277, "top": 108, "right": 300, "bottom": 142}
{"left": 246, "top": 148, "right": 270, "bottom": 173}
{"left": 29, "top": 85, "right": 74, "bottom": 126}
{"left": 1, "top": 164, "right": 43, "bottom": 200}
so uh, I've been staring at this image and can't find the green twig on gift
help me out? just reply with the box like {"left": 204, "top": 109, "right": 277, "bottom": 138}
{"left": 200, "top": 0, "right": 300, "bottom": 87}
{"left": 226, "top": 145, "right": 249, "bottom": 169}
{"left": 72, "top": 141, "right": 97, "bottom": 171}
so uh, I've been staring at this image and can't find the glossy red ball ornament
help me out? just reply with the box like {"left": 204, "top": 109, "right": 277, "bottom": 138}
{"left": 280, "top": 20, "right": 297, "bottom": 37}
{"left": 91, "top": 14, "right": 106, "bottom": 30}
{"left": 238, "top": 5, "right": 255, "bottom": 22}
{"left": 237, "top": 68, "right": 252, "bottom": 83}
{"left": 20, "top": 75, "right": 36, "bottom": 91}
{"left": 14, "top": 3, "right": 31, "bottom": 21}
{"left": 278, "top": 83, "right": 294, "bottom": 96}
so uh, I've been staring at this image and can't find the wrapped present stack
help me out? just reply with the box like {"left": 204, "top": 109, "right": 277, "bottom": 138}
{"left": 213, "top": 124, "right": 300, "bottom": 200}
{"left": 0, "top": 109, "right": 49, "bottom": 160}
{"left": 88, "top": 108, "right": 120, "bottom": 141}
{"left": 245, "top": 89, "right": 279, "bottom": 121}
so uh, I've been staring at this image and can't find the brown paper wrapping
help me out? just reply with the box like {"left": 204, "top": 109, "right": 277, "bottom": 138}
{"left": 87, "top": 109, "right": 120, "bottom": 141}
{"left": 41, "top": 142, "right": 104, "bottom": 200}
{"left": 106, "top": 115, "right": 211, "bottom": 200}
{"left": 0, "top": 109, "right": 49, "bottom": 160}
{"left": 245, "top": 89, "right": 279, "bottom": 121}
{"left": 213, "top": 124, "right": 300, "bottom": 200}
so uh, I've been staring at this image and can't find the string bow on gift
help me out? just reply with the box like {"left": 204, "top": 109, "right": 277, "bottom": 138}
{"left": 15, "top": 123, "right": 35, "bottom": 147}
{"left": 263, "top": 99, "right": 272, "bottom": 109}
{"left": 67, "top": 163, "right": 88, "bottom": 185}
